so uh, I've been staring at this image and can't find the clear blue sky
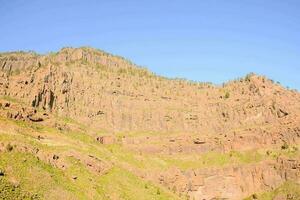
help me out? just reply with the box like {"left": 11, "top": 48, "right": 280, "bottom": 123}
{"left": 0, "top": 0, "right": 299, "bottom": 89}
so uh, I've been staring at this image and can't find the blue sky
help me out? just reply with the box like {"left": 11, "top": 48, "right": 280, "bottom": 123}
{"left": 0, "top": 0, "right": 299, "bottom": 89}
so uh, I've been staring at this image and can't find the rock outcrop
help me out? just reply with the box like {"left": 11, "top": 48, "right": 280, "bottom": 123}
{"left": 153, "top": 157, "right": 300, "bottom": 200}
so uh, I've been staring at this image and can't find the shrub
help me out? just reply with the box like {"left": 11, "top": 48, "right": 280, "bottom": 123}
{"left": 245, "top": 73, "right": 255, "bottom": 82}
{"left": 172, "top": 186, "right": 177, "bottom": 193}
{"left": 252, "top": 193, "right": 258, "bottom": 199}
{"left": 5, "top": 143, "right": 13, "bottom": 152}
{"left": 156, "top": 188, "right": 160, "bottom": 195}
{"left": 281, "top": 142, "right": 289, "bottom": 150}
{"left": 224, "top": 91, "right": 230, "bottom": 99}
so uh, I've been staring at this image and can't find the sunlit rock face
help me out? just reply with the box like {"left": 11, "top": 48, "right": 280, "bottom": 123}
{"left": 0, "top": 47, "right": 299, "bottom": 200}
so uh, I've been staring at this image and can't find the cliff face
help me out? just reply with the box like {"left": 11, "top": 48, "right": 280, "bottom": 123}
{"left": 0, "top": 47, "right": 300, "bottom": 200}
{"left": 1, "top": 47, "right": 299, "bottom": 134}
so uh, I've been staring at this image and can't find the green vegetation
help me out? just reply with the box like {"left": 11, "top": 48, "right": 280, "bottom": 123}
{"left": 0, "top": 177, "right": 37, "bottom": 200}
{"left": 0, "top": 115, "right": 180, "bottom": 200}
{"left": 0, "top": 95, "right": 23, "bottom": 104}
{"left": 5, "top": 143, "right": 13, "bottom": 152}
{"left": 224, "top": 91, "right": 230, "bottom": 99}
{"left": 244, "top": 181, "right": 300, "bottom": 200}
{"left": 103, "top": 144, "right": 270, "bottom": 171}
{"left": 96, "top": 167, "right": 178, "bottom": 200}
{"left": 266, "top": 145, "right": 299, "bottom": 159}
{"left": 281, "top": 142, "right": 289, "bottom": 150}
{"left": 0, "top": 152, "right": 78, "bottom": 200}
{"left": 159, "top": 150, "right": 264, "bottom": 170}
{"left": 245, "top": 72, "right": 255, "bottom": 82}
{"left": 0, "top": 150, "right": 178, "bottom": 200}
{"left": 11, "top": 68, "right": 21, "bottom": 75}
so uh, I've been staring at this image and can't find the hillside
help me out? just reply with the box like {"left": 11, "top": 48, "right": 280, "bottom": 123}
{"left": 0, "top": 47, "right": 299, "bottom": 200}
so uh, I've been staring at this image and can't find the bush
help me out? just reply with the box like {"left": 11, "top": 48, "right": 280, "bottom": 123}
{"left": 245, "top": 73, "right": 255, "bottom": 82}
{"left": 224, "top": 91, "right": 230, "bottom": 99}
{"left": 156, "top": 188, "right": 160, "bottom": 195}
{"left": 281, "top": 142, "right": 289, "bottom": 150}
{"left": 172, "top": 186, "right": 177, "bottom": 193}
{"left": 5, "top": 143, "right": 13, "bottom": 152}
{"left": 252, "top": 193, "right": 258, "bottom": 199}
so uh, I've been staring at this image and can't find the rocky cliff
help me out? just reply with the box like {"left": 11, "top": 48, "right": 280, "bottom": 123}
{"left": 1, "top": 47, "right": 299, "bottom": 134}
{"left": 0, "top": 47, "right": 299, "bottom": 200}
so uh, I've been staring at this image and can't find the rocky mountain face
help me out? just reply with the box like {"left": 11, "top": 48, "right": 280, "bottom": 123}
{"left": 1, "top": 47, "right": 299, "bottom": 133}
{"left": 0, "top": 47, "right": 299, "bottom": 200}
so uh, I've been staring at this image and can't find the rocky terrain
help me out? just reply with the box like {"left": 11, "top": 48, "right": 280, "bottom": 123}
{"left": 0, "top": 47, "right": 299, "bottom": 200}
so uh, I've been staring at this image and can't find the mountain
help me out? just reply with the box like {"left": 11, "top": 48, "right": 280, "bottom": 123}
{"left": 0, "top": 47, "right": 299, "bottom": 200}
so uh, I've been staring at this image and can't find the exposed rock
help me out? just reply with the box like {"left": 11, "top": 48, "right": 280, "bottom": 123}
{"left": 277, "top": 109, "right": 289, "bottom": 118}
{"left": 0, "top": 100, "right": 47, "bottom": 123}
{"left": 273, "top": 194, "right": 287, "bottom": 200}
{"left": 1, "top": 48, "right": 299, "bottom": 136}
{"left": 96, "top": 136, "right": 115, "bottom": 145}
{"left": 193, "top": 138, "right": 206, "bottom": 145}
{"left": 28, "top": 115, "right": 44, "bottom": 122}
{"left": 153, "top": 157, "right": 300, "bottom": 200}
{"left": 0, "top": 48, "right": 300, "bottom": 200}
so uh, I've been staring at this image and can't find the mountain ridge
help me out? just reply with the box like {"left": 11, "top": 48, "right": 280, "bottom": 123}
{"left": 0, "top": 47, "right": 299, "bottom": 200}
{"left": 1, "top": 46, "right": 293, "bottom": 90}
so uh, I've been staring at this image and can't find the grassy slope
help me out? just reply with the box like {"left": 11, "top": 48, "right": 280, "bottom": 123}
{"left": 244, "top": 181, "right": 300, "bottom": 200}
{"left": 0, "top": 151, "right": 177, "bottom": 200}
{"left": 0, "top": 116, "right": 181, "bottom": 200}
{"left": 0, "top": 176, "right": 36, "bottom": 200}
